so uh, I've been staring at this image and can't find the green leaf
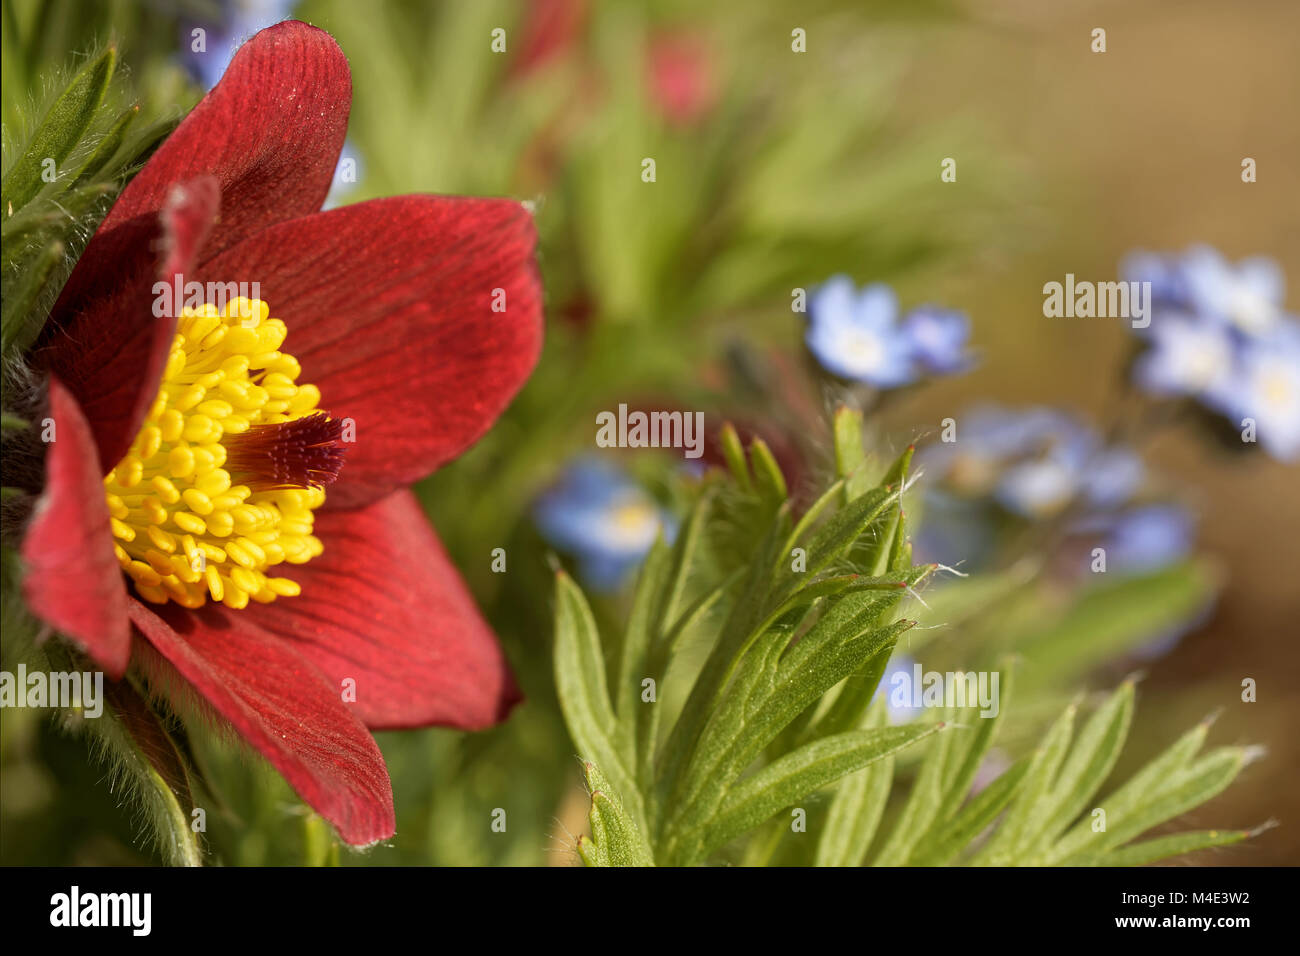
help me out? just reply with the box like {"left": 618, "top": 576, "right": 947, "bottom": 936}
{"left": 0, "top": 238, "right": 62, "bottom": 354}
{"left": 909, "top": 560, "right": 1037, "bottom": 635}
{"left": 301, "top": 813, "right": 340, "bottom": 867}
{"left": 1014, "top": 561, "right": 1219, "bottom": 690}
{"left": 803, "top": 636, "right": 896, "bottom": 741}
{"left": 552, "top": 571, "right": 646, "bottom": 829}
{"left": 1078, "top": 827, "right": 1256, "bottom": 867}
{"left": 660, "top": 568, "right": 741, "bottom": 659}
{"left": 813, "top": 699, "right": 896, "bottom": 866}
{"left": 913, "top": 757, "right": 1031, "bottom": 866}
{"left": 779, "top": 476, "right": 845, "bottom": 565}
{"left": 855, "top": 444, "right": 912, "bottom": 575}
{"left": 94, "top": 678, "right": 204, "bottom": 867}
{"left": 68, "top": 103, "right": 136, "bottom": 188}
{"left": 615, "top": 535, "right": 671, "bottom": 724}
{"left": 654, "top": 508, "right": 792, "bottom": 805}
{"left": 1060, "top": 747, "right": 1253, "bottom": 861}
{"left": 668, "top": 607, "right": 912, "bottom": 841}
{"left": 799, "top": 485, "right": 898, "bottom": 580}
{"left": 936, "top": 659, "right": 1014, "bottom": 821}
{"left": 1044, "top": 713, "right": 1213, "bottom": 863}
{"left": 718, "top": 422, "right": 752, "bottom": 492}
{"left": 974, "top": 696, "right": 1077, "bottom": 864}
{"left": 542, "top": 413, "right": 1261, "bottom": 869}
{"left": 638, "top": 492, "right": 716, "bottom": 782}
{"left": 749, "top": 437, "right": 788, "bottom": 504}
{"left": 581, "top": 761, "right": 655, "bottom": 866}
{"left": 879, "top": 442, "right": 915, "bottom": 490}
{"left": 675, "top": 723, "right": 941, "bottom": 865}
{"left": 872, "top": 714, "right": 957, "bottom": 865}
{"left": 2, "top": 46, "right": 115, "bottom": 213}
{"left": 832, "top": 404, "right": 871, "bottom": 500}
{"left": 802, "top": 568, "right": 935, "bottom": 742}
{"left": 1037, "top": 679, "right": 1135, "bottom": 845}
{"left": 657, "top": 488, "right": 713, "bottom": 636}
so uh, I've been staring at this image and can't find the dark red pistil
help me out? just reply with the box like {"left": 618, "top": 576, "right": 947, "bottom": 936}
{"left": 224, "top": 412, "right": 347, "bottom": 491}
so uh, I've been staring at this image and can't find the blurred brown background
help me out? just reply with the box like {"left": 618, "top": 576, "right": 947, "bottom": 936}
{"left": 888, "top": 0, "right": 1298, "bottom": 864}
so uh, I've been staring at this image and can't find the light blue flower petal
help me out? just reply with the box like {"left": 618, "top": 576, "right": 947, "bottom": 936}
{"left": 1236, "top": 255, "right": 1286, "bottom": 308}
{"left": 902, "top": 306, "right": 972, "bottom": 374}
{"left": 1106, "top": 504, "right": 1195, "bottom": 573}
{"left": 808, "top": 275, "right": 859, "bottom": 331}
{"left": 1082, "top": 446, "right": 1145, "bottom": 509}
{"left": 805, "top": 310, "right": 915, "bottom": 387}
{"left": 853, "top": 283, "right": 900, "bottom": 330}
{"left": 533, "top": 459, "right": 672, "bottom": 591}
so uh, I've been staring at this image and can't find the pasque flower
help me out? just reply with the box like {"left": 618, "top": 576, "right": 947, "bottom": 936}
{"left": 18, "top": 22, "right": 542, "bottom": 845}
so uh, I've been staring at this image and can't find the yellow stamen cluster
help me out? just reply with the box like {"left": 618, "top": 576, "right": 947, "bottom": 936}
{"left": 104, "top": 297, "right": 326, "bottom": 609}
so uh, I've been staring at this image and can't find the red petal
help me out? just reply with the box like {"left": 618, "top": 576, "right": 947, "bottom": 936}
{"left": 129, "top": 599, "right": 395, "bottom": 846}
{"left": 240, "top": 490, "right": 522, "bottom": 730}
{"left": 53, "top": 21, "right": 350, "bottom": 320}
{"left": 34, "top": 177, "right": 220, "bottom": 472}
{"left": 159, "top": 175, "right": 222, "bottom": 282}
{"left": 196, "top": 195, "right": 543, "bottom": 508}
{"left": 20, "top": 378, "right": 131, "bottom": 677}
{"left": 512, "top": 0, "right": 589, "bottom": 77}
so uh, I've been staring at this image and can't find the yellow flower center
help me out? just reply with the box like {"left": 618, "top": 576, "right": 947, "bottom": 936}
{"left": 104, "top": 297, "right": 345, "bottom": 610}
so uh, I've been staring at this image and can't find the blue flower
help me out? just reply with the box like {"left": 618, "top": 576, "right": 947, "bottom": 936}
{"left": 1125, "top": 245, "right": 1286, "bottom": 338}
{"left": 1123, "top": 245, "right": 1300, "bottom": 461}
{"left": 902, "top": 305, "right": 974, "bottom": 374}
{"left": 806, "top": 278, "right": 916, "bottom": 387}
{"left": 874, "top": 653, "right": 925, "bottom": 724}
{"left": 181, "top": 0, "right": 299, "bottom": 90}
{"left": 1178, "top": 245, "right": 1286, "bottom": 338}
{"left": 972, "top": 409, "right": 1095, "bottom": 518}
{"left": 1079, "top": 504, "right": 1206, "bottom": 660}
{"left": 1122, "top": 250, "right": 1192, "bottom": 314}
{"left": 995, "top": 446, "right": 1089, "bottom": 518}
{"left": 1132, "top": 312, "right": 1237, "bottom": 401}
{"left": 805, "top": 278, "right": 975, "bottom": 387}
{"left": 919, "top": 405, "right": 1148, "bottom": 526}
{"left": 1215, "top": 324, "right": 1300, "bottom": 461}
{"left": 1094, "top": 504, "right": 1195, "bottom": 574}
{"left": 533, "top": 459, "right": 673, "bottom": 592}
{"left": 1080, "top": 446, "right": 1145, "bottom": 510}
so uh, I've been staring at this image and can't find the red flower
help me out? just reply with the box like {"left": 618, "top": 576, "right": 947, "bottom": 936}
{"left": 647, "top": 31, "right": 715, "bottom": 127}
{"left": 510, "top": 0, "right": 589, "bottom": 78}
{"left": 19, "top": 21, "right": 542, "bottom": 846}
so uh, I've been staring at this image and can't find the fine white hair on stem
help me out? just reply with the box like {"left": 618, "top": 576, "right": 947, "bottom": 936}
{"left": 899, "top": 465, "right": 924, "bottom": 500}
{"left": 902, "top": 583, "right": 932, "bottom": 610}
